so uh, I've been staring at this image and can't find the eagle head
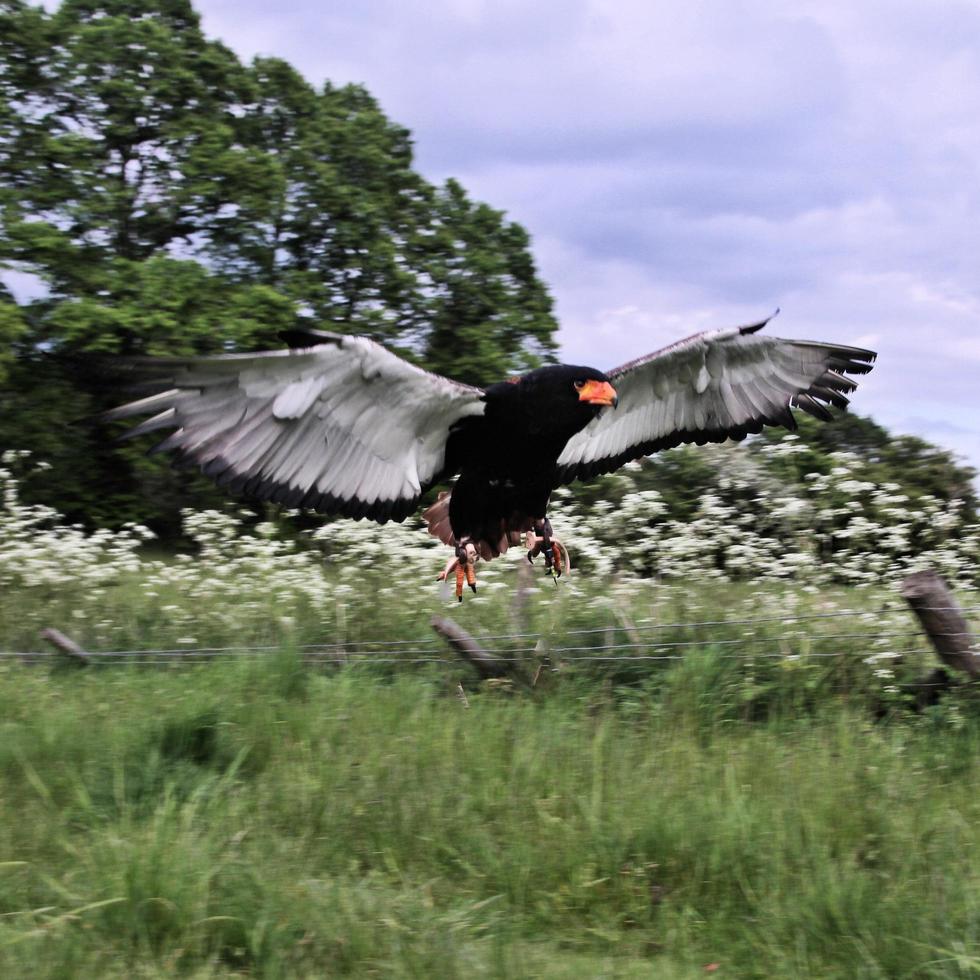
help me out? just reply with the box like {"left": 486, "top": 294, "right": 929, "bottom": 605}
{"left": 572, "top": 374, "right": 619, "bottom": 408}
{"left": 531, "top": 364, "right": 618, "bottom": 410}
{"left": 497, "top": 364, "right": 618, "bottom": 441}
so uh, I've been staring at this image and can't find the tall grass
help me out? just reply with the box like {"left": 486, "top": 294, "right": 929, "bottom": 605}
{"left": 1, "top": 658, "right": 978, "bottom": 978}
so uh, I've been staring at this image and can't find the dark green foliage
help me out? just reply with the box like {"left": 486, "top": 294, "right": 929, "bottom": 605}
{"left": 0, "top": 286, "right": 26, "bottom": 384}
{"left": 0, "top": 0, "right": 557, "bottom": 533}
{"left": 624, "top": 444, "right": 724, "bottom": 522}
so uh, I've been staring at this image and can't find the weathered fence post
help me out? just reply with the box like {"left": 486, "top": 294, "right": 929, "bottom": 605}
{"left": 39, "top": 628, "right": 91, "bottom": 665}
{"left": 431, "top": 615, "right": 522, "bottom": 683}
{"left": 900, "top": 570, "right": 979, "bottom": 678}
{"left": 899, "top": 570, "right": 978, "bottom": 709}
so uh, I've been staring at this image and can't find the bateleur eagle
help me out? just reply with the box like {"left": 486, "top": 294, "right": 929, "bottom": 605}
{"left": 104, "top": 314, "right": 876, "bottom": 586}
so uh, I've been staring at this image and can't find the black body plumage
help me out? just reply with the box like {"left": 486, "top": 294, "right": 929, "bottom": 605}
{"left": 444, "top": 365, "right": 614, "bottom": 547}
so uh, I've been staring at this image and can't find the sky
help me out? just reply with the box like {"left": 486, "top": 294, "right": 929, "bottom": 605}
{"left": 28, "top": 0, "right": 980, "bottom": 472}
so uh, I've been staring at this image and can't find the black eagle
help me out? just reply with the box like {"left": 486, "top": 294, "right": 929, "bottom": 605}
{"left": 104, "top": 315, "right": 875, "bottom": 572}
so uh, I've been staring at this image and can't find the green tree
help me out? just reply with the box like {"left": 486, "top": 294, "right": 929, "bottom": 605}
{"left": 0, "top": 0, "right": 558, "bottom": 532}
{"left": 421, "top": 179, "right": 556, "bottom": 386}
{"left": 0, "top": 285, "right": 26, "bottom": 384}
{"left": 205, "top": 62, "right": 435, "bottom": 343}
{"left": 2, "top": 0, "right": 250, "bottom": 297}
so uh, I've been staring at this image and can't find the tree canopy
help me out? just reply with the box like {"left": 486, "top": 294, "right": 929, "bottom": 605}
{"left": 0, "top": 0, "right": 558, "bottom": 532}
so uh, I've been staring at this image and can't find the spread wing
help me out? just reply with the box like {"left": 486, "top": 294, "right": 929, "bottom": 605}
{"left": 556, "top": 316, "right": 876, "bottom": 484}
{"left": 104, "top": 333, "right": 486, "bottom": 522}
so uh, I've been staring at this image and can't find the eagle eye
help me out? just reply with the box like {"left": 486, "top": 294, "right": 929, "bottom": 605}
{"left": 573, "top": 380, "right": 586, "bottom": 391}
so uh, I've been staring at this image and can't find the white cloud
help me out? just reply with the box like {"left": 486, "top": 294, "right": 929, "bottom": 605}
{"left": 188, "top": 0, "right": 980, "bottom": 474}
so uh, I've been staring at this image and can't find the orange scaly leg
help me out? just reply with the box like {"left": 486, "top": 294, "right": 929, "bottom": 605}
{"left": 439, "top": 540, "right": 480, "bottom": 602}
{"left": 526, "top": 519, "right": 564, "bottom": 583}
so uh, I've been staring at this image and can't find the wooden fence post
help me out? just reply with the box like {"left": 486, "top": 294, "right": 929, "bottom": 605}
{"left": 431, "top": 615, "right": 524, "bottom": 683}
{"left": 900, "top": 570, "right": 978, "bottom": 679}
{"left": 39, "top": 628, "right": 91, "bottom": 665}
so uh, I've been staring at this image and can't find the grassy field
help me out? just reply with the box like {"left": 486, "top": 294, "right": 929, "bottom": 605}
{"left": 1, "top": 650, "right": 979, "bottom": 978}
{"left": 3, "top": 492, "right": 979, "bottom": 977}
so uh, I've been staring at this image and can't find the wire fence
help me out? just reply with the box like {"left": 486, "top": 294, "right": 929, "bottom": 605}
{"left": 3, "top": 604, "right": 974, "bottom": 668}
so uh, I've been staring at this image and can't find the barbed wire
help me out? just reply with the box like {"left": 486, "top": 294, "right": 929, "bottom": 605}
{"left": 464, "top": 606, "right": 979, "bottom": 643}
{"left": 1, "top": 603, "right": 972, "bottom": 665}
{"left": 0, "top": 651, "right": 927, "bottom": 666}
{"left": 0, "top": 631, "right": 959, "bottom": 659}
{"left": 0, "top": 632, "right": 925, "bottom": 665}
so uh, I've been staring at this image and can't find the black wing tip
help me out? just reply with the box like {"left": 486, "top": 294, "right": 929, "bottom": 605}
{"left": 742, "top": 314, "right": 878, "bottom": 372}
{"left": 796, "top": 340, "right": 877, "bottom": 365}
{"left": 199, "top": 458, "right": 419, "bottom": 524}
{"left": 740, "top": 308, "right": 780, "bottom": 335}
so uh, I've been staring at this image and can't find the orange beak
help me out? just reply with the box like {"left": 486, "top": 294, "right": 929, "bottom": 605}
{"left": 577, "top": 379, "right": 619, "bottom": 407}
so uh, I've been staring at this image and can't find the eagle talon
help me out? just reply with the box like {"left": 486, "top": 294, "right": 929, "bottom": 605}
{"left": 525, "top": 524, "right": 567, "bottom": 580}
{"left": 438, "top": 539, "right": 480, "bottom": 602}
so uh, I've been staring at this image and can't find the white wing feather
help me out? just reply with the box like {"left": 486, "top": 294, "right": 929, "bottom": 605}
{"left": 556, "top": 317, "right": 875, "bottom": 483}
{"left": 106, "top": 334, "right": 486, "bottom": 522}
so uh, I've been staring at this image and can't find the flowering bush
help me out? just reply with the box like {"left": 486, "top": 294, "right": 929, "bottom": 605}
{"left": 554, "top": 439, "right": 979, "bottom": 588}
{"left": 0, "top": 451, "right": 154, "bottom": 589}
{"left": 1, "top": 437, "right": 976, "bottom": 661}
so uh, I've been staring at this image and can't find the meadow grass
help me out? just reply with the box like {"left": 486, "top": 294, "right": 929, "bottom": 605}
{"left": 1, "top": 652, "right": 979, "bottom": 978}
{"left": 3, "top": 504, "right": 977, "bottom": 977}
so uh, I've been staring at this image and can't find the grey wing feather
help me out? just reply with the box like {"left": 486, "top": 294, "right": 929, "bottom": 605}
{"left": 104, "top": 335, "right": 486, "bottom": 522}
{"left": 555, "top": 315, "right": 876, "bottom": 484}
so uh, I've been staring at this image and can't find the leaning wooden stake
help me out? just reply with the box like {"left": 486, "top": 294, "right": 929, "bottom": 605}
{"left": 39, "top": 628, "right": 91, "bottom": 665}
{"left": 901, "top": 570, "right": 979, "bottom": 678}
{"left": 431, "top": 615, "right": 517, "bottom": 681}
